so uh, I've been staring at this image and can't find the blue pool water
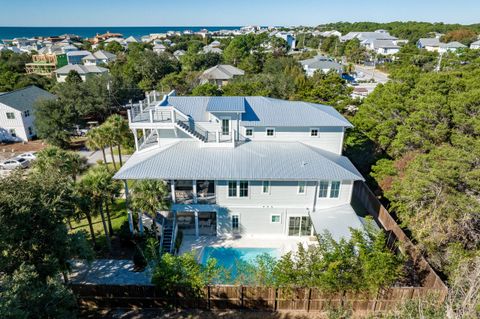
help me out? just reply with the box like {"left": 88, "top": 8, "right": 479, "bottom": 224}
{"left": 201, "top": 247, "right": 280, "bottom": 278}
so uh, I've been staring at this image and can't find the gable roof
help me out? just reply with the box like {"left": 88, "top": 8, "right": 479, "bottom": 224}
{"left": 300, "top": 55, "right": 342, "bottom": 71}
{"left": 371, "top": 39, "right": 400, "bottom": 49}
{"left": 93, "top": 50, "right": 116, "bottom": 60}
{"left": 153, "top": 96, "right": 352, "bottom": 127}
{"left": 114, "top": 141, "right": 364, "bottom": 181}
{"left": 0, "top": 86, "right": 55, "bottom": 112}
{"left": 54, "top": 64, "right": 108, "bottom": 75}
{"left": 418, "top": 38, "right": 440, "bottom": 47}
{"left": 199, "top": 64, "right": 245, "bottom": 80}
{"left": 440, "top": 41, "right": 467, "bottom": 49}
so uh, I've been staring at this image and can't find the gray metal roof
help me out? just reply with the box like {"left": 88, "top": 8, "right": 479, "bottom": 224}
{"left": 300, "top": 55, "right": 343, "bottom": 71}
{"left": 113, "top": 141, "right": 364, "bottom": 181}
{"left": 440, "top": 41, "right": 467, "bottom": 49}
{"left": 205, "top": 96, "right": 245, "bottom": 113}
{"left": 54, "top": 64, "right": 108, "bottom": 75}
{"left": 417, "top": 38, "right": 440, "bottom": 47}
{"left": 157, "top": 96, "right": 352, "bottom": 127}
{"left": 0, "top": 85, "right": 55, "bottom": 112}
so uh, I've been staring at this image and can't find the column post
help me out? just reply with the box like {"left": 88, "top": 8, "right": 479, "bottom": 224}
{"left": 124, "top": 180, "right": 134, "bottom": 233}
{"left": 195, "top": 211, "right": 199, "bottom": 238}
{"left": 132, "top": 129, "right": 139, "bottom": 151}
{"left": 170, "top": 180, "right": 176, "bottom": 203}
{"left": 193, "top": 180, "right": 198, "bottom": 204}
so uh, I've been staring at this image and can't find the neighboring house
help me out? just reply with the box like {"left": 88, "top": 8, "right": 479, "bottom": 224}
{"left": 202, "top": 45, "right": 223, "bottom": 54}
{"left": 317, "top": 30, "right": 342, "bottom": 38}
{"left": 82, "top": 50, "right": 117, "bottom": 65}
{"left": 115, "top": 93, "right": 365, "bottom": 244}
{"left": 438, "top": 41, "right": 467, "bottom": 53}
{"left": 173, "top": 49, "right": 186, "bottom": 60}
{"left": 25, "top": 53, "right": 68, "bottom": 77}
{"left": 470, "top": 40, "right": 480, "bottom": 49}
{"left": 209, "top": 40, "right": 221, "bottom": 48}
{"left": 153, "top": 44, "right": 167, "bottom": 54}
{"left": 340, "top": 31, "right": 397, "bottom": 43}
{"left": 364, "top": 39, "right": 400, "bottom": 55}
{"left": 123, "top": 36, "right": 142, "bottom": 46}
{"left": 417, "top": 38, "right": 440, "bottom": 51}
{"left": 199, "top": 64, "right": 245, "bottom": 87}
{"left": 300, "top": 55, "right": 343, "bottom": 76}
{"left": 54, "top": 64, "right": 108, "bottom": 82}
{"left": 273, "top": 31, "right": 296, "bottom": 49}
{"left": 66, "top": 50, "right": 91, "bottom": 64}
{"left": 0, "top": 86, "right": 55, "bottom": 142}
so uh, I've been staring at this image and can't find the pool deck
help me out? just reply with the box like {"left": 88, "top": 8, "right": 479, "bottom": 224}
{"left": 179, "top": 234, "right": 317, "bottom": 258}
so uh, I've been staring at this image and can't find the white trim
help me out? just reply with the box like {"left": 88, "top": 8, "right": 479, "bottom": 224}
{"left": 227, "top": 180, "right": 250, "bottom": 198}
{"left": 227, "top": 180, "right": 238, "bottom": 198}
{"left": 231, "top": 213, "right": 240, "bottom": 233}
{"left": 329, "top": 180, "right": 341, "bottom": 198}
{"left": 310, "top": 127, "right": 319, "bottom": 137}
{"left": 297, "top": 181, "right": 306, "bottom": 195}
{"left": 245, "top": 127, "right": 253, "bottom": 137}
{"left": 265, "top": 127, "right": 275, "bottom": 137}
{"left": 318, "top": 180, "right": 329, "bottom": 198}
{"left": 270, "top": 214, "right": 281, "bottom": 224}
{"left": 262, "top": 180, "right": 270, "bottom": 194}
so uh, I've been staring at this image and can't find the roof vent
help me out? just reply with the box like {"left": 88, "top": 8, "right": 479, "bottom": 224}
{"left": 301, "top": 161, "right": 308, "bottom": 166}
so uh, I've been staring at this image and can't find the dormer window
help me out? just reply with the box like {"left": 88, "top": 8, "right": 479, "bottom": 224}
{"left": 266, "top": 128, "right": 275, "bottom": 136}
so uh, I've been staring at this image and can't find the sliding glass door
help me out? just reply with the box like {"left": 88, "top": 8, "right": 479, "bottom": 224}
{"left": 288, "top": 216, "right": 312, "bottom": 236}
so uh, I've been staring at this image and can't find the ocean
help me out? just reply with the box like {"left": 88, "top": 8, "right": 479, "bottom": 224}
{"left": 0, "top": 26, "right": 242, "bottom": 40}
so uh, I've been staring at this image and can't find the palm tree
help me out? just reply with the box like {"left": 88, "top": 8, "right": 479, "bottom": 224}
{"left": 105, "top": 114, "right": 131, "bottom": 166}
{"left": 98, "top": 125, "right": 118, "bottom": 171}
{"left": 74, "top": 189, "right": 98, "bottom": 248}
{"left": 35, "top": 146, "right": 88, "bottom": 181}
{"left": 130, "top": 180, "right": 170, "bottom": 234}
{"left": 77, "top": 166, "right": 118, "bottom": 252}
{"left": 86, "top": 128, "right": 108, "bottom": 168}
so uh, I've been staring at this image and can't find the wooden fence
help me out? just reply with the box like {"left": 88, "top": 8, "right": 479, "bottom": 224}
{"left": 71, "top": 182, "right": 448, "bottom": 312}
{"left": 71, "top": 284, "right": 444, "bottom": 312}
{"left": 352, "top": 181, "right": 448, "bottom": 296}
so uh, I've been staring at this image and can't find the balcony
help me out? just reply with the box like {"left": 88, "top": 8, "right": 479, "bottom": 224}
{"left": 169, "top": 180, "right": 216, "bottom": 205}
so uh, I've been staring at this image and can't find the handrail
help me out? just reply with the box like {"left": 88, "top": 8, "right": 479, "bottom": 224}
{"left": 171, "top": 221, "right": 178, "bottom": 254}
{"left": 159, "top": 215, "right": 165, "bottom": 253}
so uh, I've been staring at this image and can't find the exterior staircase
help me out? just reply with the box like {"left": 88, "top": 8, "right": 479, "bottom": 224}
{"left": 175, "top": 120, "right": 207, "bottom": 142}
{"left": 160, "top": 218, "right": 176, "bottom": 254}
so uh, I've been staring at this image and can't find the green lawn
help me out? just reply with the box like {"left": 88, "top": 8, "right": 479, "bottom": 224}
{"left": 70, "top": 198, "right": 130, "bottom": 256}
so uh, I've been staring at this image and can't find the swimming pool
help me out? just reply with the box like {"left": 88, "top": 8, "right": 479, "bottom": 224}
{"left": 200, "top": 247, "right": 280, "bottom": 278}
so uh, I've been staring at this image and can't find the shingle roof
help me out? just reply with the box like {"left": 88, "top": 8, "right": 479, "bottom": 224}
{"left": 114, "top": 141, "right": 364, "bottom": 181}
{"left": 54, "top": 64, "right": 108, "bottom": 75}
{"left": 199, "top": 64, "right": 245, "bottom": 80}
{"left": 155, "top": 96, "right": 352, "bottom": 127}
{"left": 0, "top": 85, "right": 55, "bottom": 112}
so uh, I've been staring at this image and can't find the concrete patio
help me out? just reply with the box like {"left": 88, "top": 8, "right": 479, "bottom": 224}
{"left": 69, "top": 259, "right": 152, "bottom": 285}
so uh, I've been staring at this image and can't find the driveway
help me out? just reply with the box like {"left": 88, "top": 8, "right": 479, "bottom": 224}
{"left": 78, "top": 147, "right": 131, "bottom": 166}
{"left": 352, "top": 64, "right": 389, "bottom": 84}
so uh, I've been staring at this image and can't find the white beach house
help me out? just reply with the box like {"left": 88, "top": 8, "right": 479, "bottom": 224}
{"left": 114, "top": 92, "right": 365, "bottom": 253}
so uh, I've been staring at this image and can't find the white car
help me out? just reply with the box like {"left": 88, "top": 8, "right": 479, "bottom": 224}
{"left": 18, "top": 152, "right": 37, "bottom": 161}
{"left": 0, "top": 157, "right": 30, "bottom": 170}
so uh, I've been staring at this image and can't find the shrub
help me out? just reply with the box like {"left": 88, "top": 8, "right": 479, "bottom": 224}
{"left": 132, "top": 244, "right": 147, "bottom": 271}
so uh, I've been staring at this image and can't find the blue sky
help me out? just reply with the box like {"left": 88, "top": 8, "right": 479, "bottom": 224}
{"left": 1, "top": 0, "right": 479, "bottom": 26}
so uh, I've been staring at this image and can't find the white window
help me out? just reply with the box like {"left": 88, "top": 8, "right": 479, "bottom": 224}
{"left": 318, "top": 181, "right": 329, "bottom": 198}
{"left": 24, "top": 110, "right": 30, "bottom": 117}
{"left": 271, "top": 214, "right": 281, "bottom": 223}
{"left": 6, "top": 112, "right": 15, "bottom": 119}
{"left": 262, "top": 181, "right": 270, "bottom": 194}
{"left": 298, "top": 181, "right": 306, "bottom": 194}
{"left": 310, "top": 128, "right": 319, "bottom": 137}
{"left": 266, "top": 128, "right": 275, "bottom": 136}
{"left": 239, "top": 181, "right": 249, "bottom": 197}
{"left": 228, "top": 181, "right": 237, "bottom": 197}
{"left": 228, "top": 181, "right": 249, "bottom": 198}
{"left": 245, "top": 128, "right": 253, "bottom": 136}
{"left": 330, "top": 181, "right": 341, "bottom": 198}
{"left": 232, "top": 215, "right": 239, "bottom": 232}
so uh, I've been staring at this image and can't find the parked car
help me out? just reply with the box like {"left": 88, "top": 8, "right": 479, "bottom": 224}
{"left": 18, "top": 152, "right": 37, "bottom": 161}
{"left": 0, "top": 157, "right": 30, "bottom": 170}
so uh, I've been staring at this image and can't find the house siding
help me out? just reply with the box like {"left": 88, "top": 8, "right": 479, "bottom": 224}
{"left": 0, "top": 103, "right": 33, "bottom": 141}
